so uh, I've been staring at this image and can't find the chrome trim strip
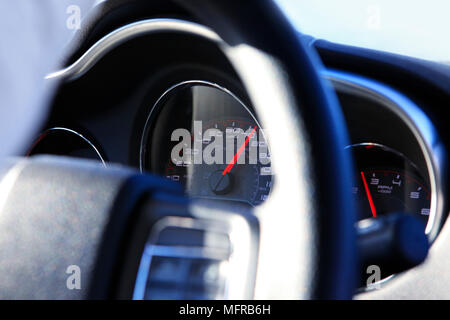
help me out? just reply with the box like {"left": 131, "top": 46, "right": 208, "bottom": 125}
{"left": 324, "top": 69, "right": 447, "bottom": 242}
{"left": 132, "top": 244, "right": 153, "bottom": 300}
{"left": 144, "top": 245, "right": 230, "bottom": 260}
{"left": 46, "top": 19, "right": 221, "bottom": 81}
{"left": 132, "top": 214, "right": 253, "bottom": 300}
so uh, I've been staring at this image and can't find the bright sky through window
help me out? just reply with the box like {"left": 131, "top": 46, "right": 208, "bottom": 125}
{"left": 276, "top": 0, "right": 450, "bottom": 63}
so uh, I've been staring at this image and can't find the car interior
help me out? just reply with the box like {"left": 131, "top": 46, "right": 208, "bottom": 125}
{"left": 0, "top": 0, "right": 448, "bottom": 300}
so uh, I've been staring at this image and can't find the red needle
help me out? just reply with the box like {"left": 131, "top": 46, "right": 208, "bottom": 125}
{"left": 222, "top": 126, "right": 258, "bottom": 175}
{"left": 360, "top": 171, "right": 377, "bottom": 218}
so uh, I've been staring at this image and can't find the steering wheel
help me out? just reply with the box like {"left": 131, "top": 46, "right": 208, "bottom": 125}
{"left": 0, "top": 0, "right": 357, "bottom": 299}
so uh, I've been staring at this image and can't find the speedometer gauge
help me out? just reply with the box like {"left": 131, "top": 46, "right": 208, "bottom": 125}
{"left": 349, "top": 144, "right": 432, "bottom": 228}
{"left": 140, "top": 81, "right": 273, "bottom": 206}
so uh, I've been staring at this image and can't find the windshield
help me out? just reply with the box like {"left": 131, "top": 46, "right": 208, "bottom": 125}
{"left": 277, "top": 0, "right": 450, "bottom": 64}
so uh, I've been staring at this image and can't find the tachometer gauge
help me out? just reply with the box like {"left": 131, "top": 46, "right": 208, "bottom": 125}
{"left": 140, "top": 81, "right": 273, "bottom": 207}
{"left": 348, "top": 144, "right": 431, "bottom": 228}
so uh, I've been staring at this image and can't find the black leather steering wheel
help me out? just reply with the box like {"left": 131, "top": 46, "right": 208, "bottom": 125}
{"left": 0, "top": 0, "right": 357, "bottom": 299}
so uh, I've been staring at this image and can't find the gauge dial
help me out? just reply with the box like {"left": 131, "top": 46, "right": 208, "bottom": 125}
{"left": 349, "top": 144, "right": 431, "bottom": 228}
{"left": 141, "top": 81, "right": 273, "bottom": 207}
{"left": 27, "top": 127, "right": 106, "bottom": 165}
{"left": 164, "top": 118, "right": 272, "bottom": 206}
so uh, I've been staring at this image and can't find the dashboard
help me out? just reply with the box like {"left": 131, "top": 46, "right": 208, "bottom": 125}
{"left": 26, "top": 16, "right": 449, "bottom": 298}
